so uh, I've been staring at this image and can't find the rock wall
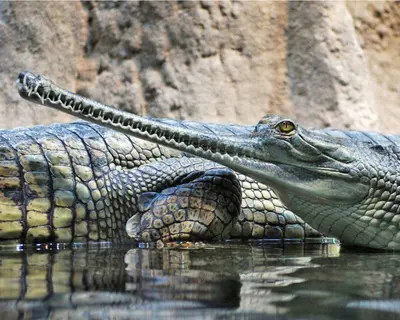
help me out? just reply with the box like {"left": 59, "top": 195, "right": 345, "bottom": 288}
{"left": 0, "top": 1, "right": 85, "bottom": 128}
{"left": 0, "top": 1, "right": 398, "bottom": 133}
{"left": 77, "top": 1, "right": 292, "bottom": 124}
{"left": 287, "top": 1, "right": 378, "bottom": 131}
{"left": 347, "top": 1, "right": 400, "bottom": 134}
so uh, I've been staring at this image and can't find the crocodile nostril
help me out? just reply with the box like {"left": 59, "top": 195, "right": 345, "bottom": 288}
{"left": 18, "top": 71, "right": 28, "bottom": 84}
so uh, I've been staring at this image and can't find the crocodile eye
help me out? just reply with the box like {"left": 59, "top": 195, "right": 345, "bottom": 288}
{"left": 277, "top": 120, "right": 295, "bottom": 134}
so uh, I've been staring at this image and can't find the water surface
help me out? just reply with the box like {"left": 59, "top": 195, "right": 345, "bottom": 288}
{"left": 1, "top": 241, "right": 400, "bottom": 319}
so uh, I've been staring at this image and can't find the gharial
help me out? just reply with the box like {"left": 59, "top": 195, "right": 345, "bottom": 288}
{"left": 4, "top": 70, "right": 400, "bottom": 250}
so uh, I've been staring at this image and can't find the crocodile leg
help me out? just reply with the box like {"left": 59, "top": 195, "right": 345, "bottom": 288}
{"left": 129, "top": 159, "right": 319, "bottom": 242}
{"left": 127, "top": 166, "right": 242, "bottom": 242}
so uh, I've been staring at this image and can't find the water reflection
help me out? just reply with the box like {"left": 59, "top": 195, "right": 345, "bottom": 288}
{"left": 125, "top": 248, "right": 241, "bottom": 307}
{"left": 0, "top": 242, "right": 400, "bottom": 319}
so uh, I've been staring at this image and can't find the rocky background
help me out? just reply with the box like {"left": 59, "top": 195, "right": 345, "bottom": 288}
{"left": 0, "top": 1, "right": 398, "bottom": 133}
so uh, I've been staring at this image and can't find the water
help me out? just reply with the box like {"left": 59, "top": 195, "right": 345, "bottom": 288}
{"left": 1, "top": 241, "right": 400, "bottom": 319}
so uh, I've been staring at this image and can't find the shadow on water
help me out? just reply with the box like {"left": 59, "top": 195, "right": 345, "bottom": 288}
{"left": 0, "top": 241, "right": 400, "bottom": 319}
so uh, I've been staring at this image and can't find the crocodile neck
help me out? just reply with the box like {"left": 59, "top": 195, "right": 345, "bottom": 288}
{"left": 280, "top": 160, "right": 400, "bottom": 249}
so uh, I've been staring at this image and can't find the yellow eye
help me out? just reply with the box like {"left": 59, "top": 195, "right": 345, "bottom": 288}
{"left": 277, "top": 120, "right": 295, "bottom": 134}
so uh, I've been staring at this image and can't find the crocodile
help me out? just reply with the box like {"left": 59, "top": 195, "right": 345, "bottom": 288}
{"left": 0, "top": 76, "right": 320, "bottom": 245}
{"left": 14, "top": 71, "right": 400, "bottom": 250}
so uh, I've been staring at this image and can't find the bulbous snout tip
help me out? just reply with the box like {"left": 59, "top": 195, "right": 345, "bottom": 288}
{"left": 15, "top": 71, "right": 36, "bottom": 94}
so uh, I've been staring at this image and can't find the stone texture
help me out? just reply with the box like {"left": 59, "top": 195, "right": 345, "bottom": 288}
{"left": 347, "top": 1, "right": 400, "bottom": 134}
{"left": 76, "top": 1, "right": 292, "bottom": 124}
{"left": 0, "top": 1, "right": 86, "bottom": 128}
{"left": 0, "top": 1, "right": 398, "bottom": 133}
{"left": 287, "top": 1, "right": 378, "bottom": 131}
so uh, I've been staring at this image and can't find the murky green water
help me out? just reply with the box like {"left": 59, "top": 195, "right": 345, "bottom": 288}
{"left": 1, "top": 241, "right": 400, "bottom": 319}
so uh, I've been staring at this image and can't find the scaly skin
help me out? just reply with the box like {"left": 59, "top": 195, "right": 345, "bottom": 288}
{"left": 0, "top": 121, "right": 317, "bottom": 244}
{"left": 15, "top": 71, "right": 400, "bottom": 250}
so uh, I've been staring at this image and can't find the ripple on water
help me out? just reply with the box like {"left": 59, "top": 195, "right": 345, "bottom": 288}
{"left": 0, "top": 242, "right": 400, "bottom": 319}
